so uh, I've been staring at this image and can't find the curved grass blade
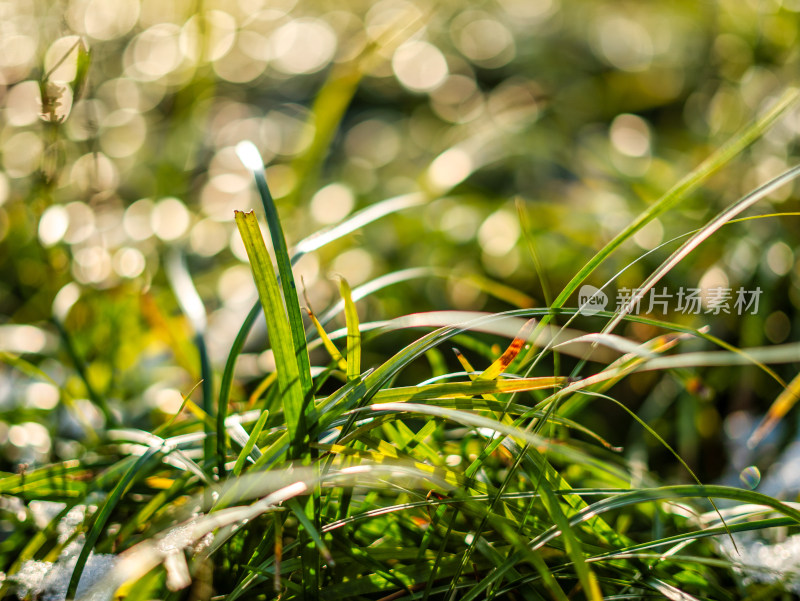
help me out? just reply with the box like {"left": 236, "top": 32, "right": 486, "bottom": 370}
{"left": 67, "top": 446, "right": 161, "bottom": 599}
{"left": 313, "top": 268, "right": 534, "bottom": 333}
{"left": 635, "top": 341, "right": 800, "bottom": 370}
{"left": 593, "top": 517, "right": 794, "bottom": 563}
{"left": 293, "top": 192, "right": 426, "bottom": 257}
{"left": 314, "top": 310, "right": 615, "bottom": 364}
{"left": 405, "top": 395, "right": 621, "bottom": 450}
{"left": 312, "top": 308, "right": 794, "bottom": 386}
{"left": 165, "top": 250, "right": 217, "bottom": 474}
{"left": 604, "top": 164, "right": 800, "bottom": 333}
{"left": 549, "top": 88, "right": 799, "bottom": 314}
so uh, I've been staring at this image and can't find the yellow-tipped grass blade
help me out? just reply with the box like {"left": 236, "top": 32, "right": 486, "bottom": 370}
{"left": 307, "top": 309, "right": 347, "bottom": 372}
{"left": 371, "top": 376, "right": 568, "bottom": 403}
{"left": 476, "top": 317, "right": 538, "bottom": 381}
{"left": 749, "top": 371, "right": 800, "bottom": 449}
{"left": 338, "top": 276, "right": 361, "bottom": 381}
{"left": 304, "top": 283, "right": 347, "bottom": 372}
{"left": 247, "top": 372, "right": 277, "bottom": 408}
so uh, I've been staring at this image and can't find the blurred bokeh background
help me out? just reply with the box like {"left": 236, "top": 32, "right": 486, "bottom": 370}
{"left": 1, "top": 0, "right": 799, "bottom": 480}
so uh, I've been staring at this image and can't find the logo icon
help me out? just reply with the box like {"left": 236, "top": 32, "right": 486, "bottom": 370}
{"left": 578, "top": 285, "right": 608, "bottom": 316}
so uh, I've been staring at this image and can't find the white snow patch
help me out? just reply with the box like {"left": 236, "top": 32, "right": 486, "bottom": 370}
{"left": 14, "top": 553, "right": 117, "bottom": 601}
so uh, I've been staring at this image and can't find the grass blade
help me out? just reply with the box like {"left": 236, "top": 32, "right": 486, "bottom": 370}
{"left": 232, "top": 410, "right": 269, "bottom": 476}
{"left": 219, "top": 193, "right": 431, "bottom": 423}
{"left": 477, "top": 317, "right": 538, "bottom": 381}
{"left": 165, "top": 250, "right": 217, "bottom": 474}
{"left": 235, "top": 210, "right": 306, "bottom": 458}
{"left": 51, "top": 317, "right": 116, "bottom": 427}
{"left": 293, "top": 193, "right": 426, "bottom": 257}
{"left": 67, "top": 447, "right": 160, "bottom": 600}
{"left": 338, "top": 276, "right": 361, "bottom": 382}
{"left": 603, "top": 165, "right": 800, "bottom": 333}
{"left": 370, "top": 377, "right": 568, "bottom": 403}
{"left": 548, "top": 88, "right": 800, "bottom": 318}
{"left": 749, "top": 371, "right": 800, "bottom": 448}
{"left": 306, "top": 306, "right": 347, "bottom": 372}
{"left": 237, "top": 142, "right": 312, "bottom": 400}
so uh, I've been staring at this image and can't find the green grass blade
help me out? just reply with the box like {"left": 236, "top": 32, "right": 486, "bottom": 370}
{"left": 538, "top": 484, "right": 604, "bottom": 601}
{"left": 293, "top": 192, "right": 426, "bottom": 257}
{"left": 549, "top": 87, "right": 800, "bottom": 314}
{"left": 219, "top": 192, "right": 430, "bottom": 405}
{"left": 51, "top": 317, "right": 116, "bottom": 427}
{"left": 286, "top": 498, "right": 333, "bottom": 565}
{"left": 164, "top": 250, "right": 217, "bottom": 473}
{"left": 338, "top": 277, "right": 361, "bottom": 382}
{"left": 67, "top": 447, "right": 160, "bottom": 600}
{"left": 287, "top": 64, "right": 362, "bottom": 206}
{"left": 369, "top": 377, "right": 567, "bottom": 403}
{"left": 232, "top": 409, "right": 269, "bottom": 476}
{"left": 235, "top": 210, "right": 306, "bottom": 458}
{"left": 593, "top": 516, "right": 793, "bottom": 561}
{"left": 218, "top": 303, "right": 261, "bottom": 436}
{"left": 237, "top": 142, "right": 312, "bottom": 401}
{"left": 603, "top": 164, "right": 800, "bottom": 334}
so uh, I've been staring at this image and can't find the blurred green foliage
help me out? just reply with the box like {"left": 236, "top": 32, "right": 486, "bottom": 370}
{"left": 0, "top": 0, "right": 798, "bottom": 478}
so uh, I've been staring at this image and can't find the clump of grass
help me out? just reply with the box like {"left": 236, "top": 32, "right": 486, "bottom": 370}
{"left": 4, "top": 90, "right": 800, "bottom": 600}
{"left": 2, "top": 7, "right": 800, "bottom": 597}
